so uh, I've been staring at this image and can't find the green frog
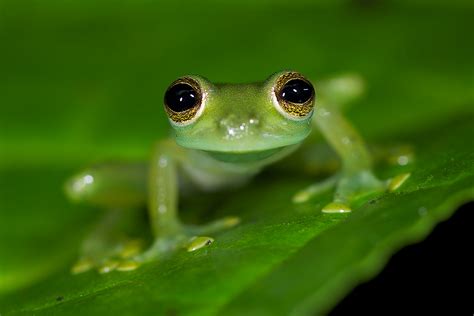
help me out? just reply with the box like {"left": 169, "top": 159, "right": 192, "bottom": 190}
{"left": 65, "top": 71, "right": 411, "bottom": 274}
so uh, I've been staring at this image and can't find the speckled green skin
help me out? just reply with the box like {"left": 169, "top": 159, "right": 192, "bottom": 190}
{"left": 65, "top": 71, "right": 409, "bottom": 274}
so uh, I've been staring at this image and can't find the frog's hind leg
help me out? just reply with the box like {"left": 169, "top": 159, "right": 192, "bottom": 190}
{"left": 71, "top": 208, "right": 145, "bottom": 274}
{"left": 65, "top": 163, "right": 148, "bottom": 274}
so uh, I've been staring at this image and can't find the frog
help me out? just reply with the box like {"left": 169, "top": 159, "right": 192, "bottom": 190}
{"left": 65, "top": 71, "right": 411, "bottom": 274}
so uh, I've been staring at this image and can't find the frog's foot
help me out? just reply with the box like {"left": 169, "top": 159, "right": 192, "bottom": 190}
{"left": 294, "top": 171, "right": 411, "bottom": 214}
{"left": 323, "top": 170, "right": 386, "bottom": 213}
{"left": 323, "top": 171, "right": 411, "bottom": 213}
{"left": 71, "top": 238, "right": 144, "bottom": 274}
{"left": 114, "top": 216, "right": 240, "bottom": 272}
{"left": 73, "top": 216, "right": 239, "bottom": 274}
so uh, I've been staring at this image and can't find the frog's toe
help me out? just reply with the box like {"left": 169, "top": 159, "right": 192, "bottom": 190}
{"left": 71, "top": 238, "right": 145, "bottom": 274}
{"left": 387, "top": 172, "right": 411, "bottom": 192}
{"left": 98, "top": 258, "right": 141, "bottom": 273}
{"left": 293, "top": 190, "right": 313, "bottom": 204}
{"left": 292, "top": 175, "right": 339, "bottom": 204}
{"left": 98, "top": 259, "right": 120, "bottom": 274}
{"left": 117, "top": 239, "right": 144, "bottom": 258}
{"left": 72, "top": 257, "right": 118, "bottom": 274}
{"left": 322, "top": 202, "right": 352, "bottom": 214}
{"left": 116, "top": 260, "right": 140, "bottom": 272}
{"left": 71, "top": 258, "right": 94, "bottom": 274}
{"left": 186, "top": 236, "right": 214, "bottom": 252}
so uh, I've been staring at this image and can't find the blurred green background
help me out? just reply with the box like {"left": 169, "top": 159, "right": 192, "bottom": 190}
{"left": 0, "top": 0, "right": 473, "bottom": 314}
{"left": 1, "top": 0, "right": 473, "bottom": 167}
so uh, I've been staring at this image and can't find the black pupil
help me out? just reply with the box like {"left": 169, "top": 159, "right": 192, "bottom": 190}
{"left": 165, "top": 83, "right": 199, "bottom": 112}
{"left": 279, "top": 79, "right": 314, "bottom": 104}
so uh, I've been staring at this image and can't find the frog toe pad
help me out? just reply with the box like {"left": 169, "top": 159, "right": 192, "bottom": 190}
{"left": 322, "top": 202, "right": 352, "bottom": 214}
{"left": 71, "top": 238, "right": 144, "bottom": 274}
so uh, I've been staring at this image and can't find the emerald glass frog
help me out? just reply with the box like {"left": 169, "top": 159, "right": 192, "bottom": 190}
{"left": 66, "top": 71, "right": 410, "bottom": 273}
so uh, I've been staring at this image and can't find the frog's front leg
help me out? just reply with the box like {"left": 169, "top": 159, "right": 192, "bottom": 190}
{"left": 131, "top": 140, "right": 239, "bottom": 265}
{"left": 66, "top": 141, "right": 238, "bottom": 274}
{"left": 294, "top": 102, "right": 410, "bottom": 213}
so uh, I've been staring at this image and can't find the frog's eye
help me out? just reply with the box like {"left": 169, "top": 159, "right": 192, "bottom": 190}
{"left": 273, "top": 72, "right": 315, "bottom": 120}
{"left": 164, "top": 77, "right": 204, "bottom": 125}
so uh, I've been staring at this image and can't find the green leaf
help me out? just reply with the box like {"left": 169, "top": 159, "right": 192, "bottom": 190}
{"left": 0, "top": 0, "right": 473, "bottom": 315}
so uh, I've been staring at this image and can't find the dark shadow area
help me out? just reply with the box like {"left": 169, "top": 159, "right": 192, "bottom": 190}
{"left": 330, "top": 202, "right": 473, "bottom": 314}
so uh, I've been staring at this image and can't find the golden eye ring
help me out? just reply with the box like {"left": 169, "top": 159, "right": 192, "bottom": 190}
{"left": 273, "top": 72, "right": 315, "bottom": 119}
{"left": 164, "top": 77, "right": 203, "bottom": 125}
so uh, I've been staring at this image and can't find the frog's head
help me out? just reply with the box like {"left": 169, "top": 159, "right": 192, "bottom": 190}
{"left": 163, "top": 71, "right": 315, "bottom": 154}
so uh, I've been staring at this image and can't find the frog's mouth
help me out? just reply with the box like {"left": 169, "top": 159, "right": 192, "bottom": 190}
{"left": 204, "top": 146, "right": 291, "bottom": 163}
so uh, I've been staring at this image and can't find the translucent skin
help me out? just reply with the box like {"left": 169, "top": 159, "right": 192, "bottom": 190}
{"left": 65, "top": 71, "right": 410, "bottom": 274}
